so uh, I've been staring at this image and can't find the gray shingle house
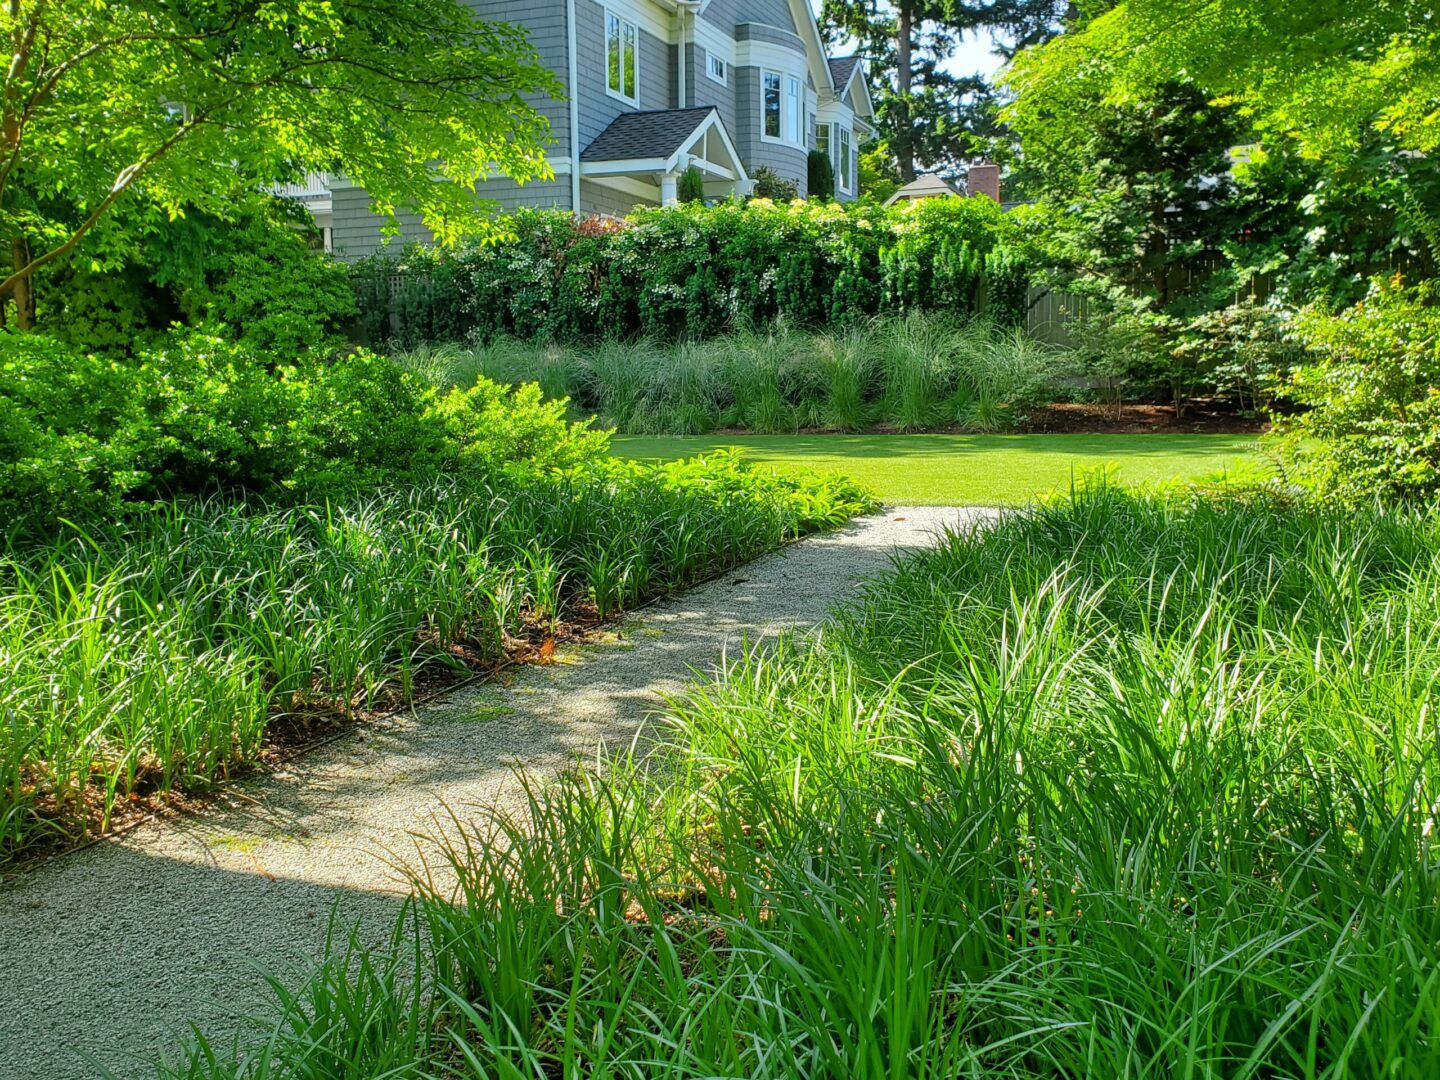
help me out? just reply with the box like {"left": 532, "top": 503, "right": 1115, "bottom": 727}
{"left": 318, "top": 0, "right": 875, "bottom": 260}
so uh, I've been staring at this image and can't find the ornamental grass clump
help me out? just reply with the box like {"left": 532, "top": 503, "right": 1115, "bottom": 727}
{"left": 168, "top": 485, "right": 1440, "bottom": 1078}
{"left": 0, "top": 453, "right": 876, "bottom": 863}
{"left": 393, "top": 314, "right": 1067, "bottom": 436}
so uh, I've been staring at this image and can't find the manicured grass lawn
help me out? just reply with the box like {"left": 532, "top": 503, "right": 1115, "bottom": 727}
{"left": 612, "top": 433, "right": 1265, "bottom": 505}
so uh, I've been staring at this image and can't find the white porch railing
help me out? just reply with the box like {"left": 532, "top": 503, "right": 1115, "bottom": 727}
{"left": 274, "top": 171, "right": 332, "bottom": 202}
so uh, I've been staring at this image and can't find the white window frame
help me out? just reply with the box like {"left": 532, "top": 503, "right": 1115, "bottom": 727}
{"left": 761, "top": 69, "right": 782, "bottom": 141}
{"left": 604, "top": 8, "right": 639, "bottom": 106}
{"left": 816, "top": 121, "right": 830, "bottom": 161}
{"left": 785, "top": 76, "right": 801, "bottom": 144}
{"left": 837, "top": 125, "right": 854, "bottom": 194}
{"left": 705, "top": 50, "right": 727, "bottom": 86}
{"left": 761, "top": 68, "right": 806, "bottom": 149}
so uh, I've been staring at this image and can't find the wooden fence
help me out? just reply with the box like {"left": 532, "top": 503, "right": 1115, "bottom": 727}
{"left": 1023, "top": 259, "right": 1278, "bottom": 347}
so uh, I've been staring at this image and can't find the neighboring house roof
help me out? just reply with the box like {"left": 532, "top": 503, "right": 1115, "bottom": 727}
{"left": 828, "top": 56, "right": 861, "bottom": 94}
{"left": 883, "top": 173, "right": 963, "bottom": 206}
{"left": 581, "top": 107, "right": 719, "bottom": 163}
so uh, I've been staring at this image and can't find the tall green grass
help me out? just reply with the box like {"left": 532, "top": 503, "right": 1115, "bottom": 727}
{"left": 391, "top": 313, "right": 1068, "bottom": 436}
{"left": 162, "top": 486, "right": 1440, "bottom": 1078}
{"left": 0, "top": 454, "right": 875, "bottom": 863}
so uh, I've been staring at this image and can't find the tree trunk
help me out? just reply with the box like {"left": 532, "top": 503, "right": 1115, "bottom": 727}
{"left": 9, "top": 237, "right": 33, "bottom": 330}
{"left": 896, "top": 3, "right": 915, "bottom": 181}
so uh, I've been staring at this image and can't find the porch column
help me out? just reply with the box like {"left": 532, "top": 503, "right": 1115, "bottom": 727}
{"left": 660, "top": 170, "right": 680, "bottom": 205}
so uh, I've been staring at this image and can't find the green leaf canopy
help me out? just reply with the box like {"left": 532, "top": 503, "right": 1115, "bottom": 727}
{"left": 1, "top": 0, "right": 562, "bottom": 301}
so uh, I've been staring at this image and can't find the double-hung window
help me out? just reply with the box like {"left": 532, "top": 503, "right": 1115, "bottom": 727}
{"left": 837, "top": 126, "right": 853, "bottom": 193}
{"left": 606, "top": 10, "right": 638, "bottom": 104}
{"left": 762, "top": 71, "right": 782, "bottom": 139}
{"left": 785, "top": 77, "right": 801, "bottom": 144}
{"left": 816, "top": 122, "right": 830, "bottom": 160}
{"left": 763, "top": 70, "right": 806, "bottom": 147}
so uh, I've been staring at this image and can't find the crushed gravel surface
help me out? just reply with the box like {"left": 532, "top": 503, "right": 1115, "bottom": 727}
{"left": 0, "top": 506, "right": 988, "bottom": 1080}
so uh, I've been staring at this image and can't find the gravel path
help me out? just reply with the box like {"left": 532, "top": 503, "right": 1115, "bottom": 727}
{"left": 0, "top": 507, "right": 985, "bottom": 1080}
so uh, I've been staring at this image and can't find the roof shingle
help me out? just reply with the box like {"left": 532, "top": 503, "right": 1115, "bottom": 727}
{"left": 580, "top": 107, "right": 718, "bottom": 163}
{"left": 828, "top": 56, "right": 860, "bottom": 93}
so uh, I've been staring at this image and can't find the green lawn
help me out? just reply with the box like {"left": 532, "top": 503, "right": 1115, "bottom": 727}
{"left": 612, "top": 433, "right": 1266, "bottom": 505}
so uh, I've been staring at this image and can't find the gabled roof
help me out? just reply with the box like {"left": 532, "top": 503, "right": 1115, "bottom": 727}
{"left": 882, "top": 173, "right": 963, "bottom": 206}
{"left": 821, "top": 54, "right": 875, "bottom": 128}
{"left": 581, "top": 107, "right": 720, "bottom": 163}
{"left": 828, "top": 56, "right": 861, "bottom": 94}
{"left": 580, "top": 107, "right": 748, "bottom": 185}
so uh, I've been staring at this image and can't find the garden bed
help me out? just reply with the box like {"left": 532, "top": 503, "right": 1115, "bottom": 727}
{"left": 1019, "top": 400, "right": 1269, "bottom": 434}
{"left": 0, "top": 456, "right": 876, "bottom": 868}
{"left": 161, "top": 485, "right": 1440, "bottom": 1076}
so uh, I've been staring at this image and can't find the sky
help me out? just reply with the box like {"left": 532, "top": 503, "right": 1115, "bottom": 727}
{"left": 947, "top": 30, "right": 1010, "bottom": 81}
{"left": 808, "top": 2, "right": 1012, "bottom": 83}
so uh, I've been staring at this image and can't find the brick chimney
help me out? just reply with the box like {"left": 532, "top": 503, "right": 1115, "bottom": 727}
{"left": 966, "top": 162, "right": 1001, "bottom": 202}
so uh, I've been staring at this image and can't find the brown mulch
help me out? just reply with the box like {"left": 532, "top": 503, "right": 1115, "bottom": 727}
{"left": 712, "top": 402, "right": 1269, "bottom": 438}
{"left": 1018, "top": 401, "right": 1269, "bottom": 435}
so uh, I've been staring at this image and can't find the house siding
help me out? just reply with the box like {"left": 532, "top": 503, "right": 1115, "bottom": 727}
{"left": 466, "top": 0, "right": 572, "bottom": 156}
{"left": 581, "top": 179, "right": 656, "bottom": 217}
{"left": 687, "top": 42, "right": 736, "bottom": 135}
{"left": 330, "top": 179, "right": 573, "bottom": 261}
{"left": 575, "top": 1, "right": 674, "bottom": 151}
{"left": 330, "top": 187, "right": 433, "bottom": 262}
{"left": 733, "top": 65, "right": 809, "bottom": 196}
{"left": 701, "top": 0, "right": 797, "bottom": 35}
{"left": 330, "top": 0, "right": 576, "bottom": 260}
{"left": 734, "top": 22, "right": 805, "bottom": 51}
{"left": 326, "top": 0, "right": 854, "bottom": 250}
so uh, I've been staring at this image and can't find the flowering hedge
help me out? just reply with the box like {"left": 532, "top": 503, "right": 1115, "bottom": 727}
{"left": 351, "top": 197, "right": 1032, "bottom": 347}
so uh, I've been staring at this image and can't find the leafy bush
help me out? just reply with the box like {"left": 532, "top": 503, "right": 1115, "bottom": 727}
{"left": 353, "top": 200, "right": 1031, "bottom": 349}
{"left": 30, "top": 203, "right": 354, "bottom": 357}
{"left": 750, "top": 166, "right": 800, "bottom": 201}
{"left": 177, "top": 212, "right": 357, "bottom": 355}
{"left": 158, "top": 486, "right": 1440, "bottom": 1076}
{"left": 1174, "top": 300, "right": 1303, "bottom": 414}
{"left": 677, "top": 165, "right": 706, "bottom": 204}
{"left": 0, "top": 330, "right": 607, "bottom": 531}
{"left": 1275, "top": 278, "right": 1440, "bottom": 502}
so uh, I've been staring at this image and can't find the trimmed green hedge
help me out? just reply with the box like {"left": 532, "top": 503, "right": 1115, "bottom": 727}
{"left": 352, "top": 198, "right": 1032, "bottom": 348}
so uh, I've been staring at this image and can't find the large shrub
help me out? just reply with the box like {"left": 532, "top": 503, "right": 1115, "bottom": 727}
{"left": 0, "top": 331, "right": 607, "bottom": 531}
{"left": 177, "top": 212, "right": 358, "bottom": 355}
{"left": 33, "top": 203, "right": 354, "bottom": 357}
{"left": 1274, "top": 278, "right": 1440, "bottom": 502}
{"left": 354, "top": 199, "right": 1031, "bottom": 348}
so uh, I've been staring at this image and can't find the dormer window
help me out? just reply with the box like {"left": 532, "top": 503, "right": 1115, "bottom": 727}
{"left": 605, "top": 10, "right": 638, "bottom": 105}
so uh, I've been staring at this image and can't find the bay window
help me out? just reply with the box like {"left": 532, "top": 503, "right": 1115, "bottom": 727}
{"left": 762, "top": 70, "right": 807, "bottom": 148}
{"left": 762, "top": 71, "right": 781, "bottom": 138}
